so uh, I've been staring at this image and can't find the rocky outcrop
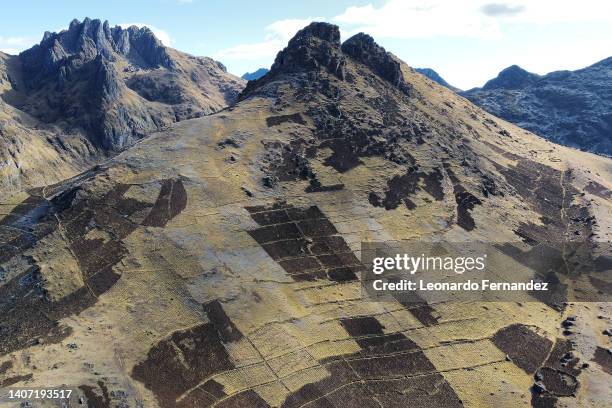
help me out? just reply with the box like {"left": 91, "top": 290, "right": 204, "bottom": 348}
{"left": 462, "top": 59, "right": 612, "bottom": 155}
{"left": 270, "top": 22, "right": 345, "bottom": 78}
{"left": 20, "top": 18, "right": 174, "bottom": 88}
{"left": 341, "top": 33, "right": 410, "bottom": 94}
{"left": 242, "top": 22, "right": 411, "bottom": 99}
{"left": 0, "top": 18, "right": 245, "bottom": 193}
{"left": 240, "top": 23, "right": 345, "bottom": 98}
{"left": 5, "top": 18, "right": 245, "bottom": 151}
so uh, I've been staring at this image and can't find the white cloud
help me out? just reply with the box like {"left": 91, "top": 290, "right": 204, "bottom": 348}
{"left": 331, "top": 0, "right": 612, "bottom": 89}
{"left": 214, "top": 17, "right": 323, "bottom": 61}
{"left": 0, "top": 36, "right": 36, "bottom": 55}
{"left": 502, "top": 0, "right": 612, "bottom": 24}
{"left": 119, "top": 23, "right": 172, "bottom": 46}
{"left": 480, "top": 3, "right": 526, "bottom": 17}
{"left": 334, "top": 1, "right": 500, "bottom": 39}
{"left": 334, "top": 0, "right": 612, "bottom": 40}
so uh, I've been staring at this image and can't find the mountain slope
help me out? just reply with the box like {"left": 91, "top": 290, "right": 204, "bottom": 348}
{"left": 0, "top": 18, "right": 245, "bottom": 193}
{"left": 462, "top": 59, "right": 612, "bottom": 155}
{"left": 0, "top": 23, "right": 610, "bottom": 408}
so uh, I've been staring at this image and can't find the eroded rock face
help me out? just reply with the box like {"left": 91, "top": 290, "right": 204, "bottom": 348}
{"left": 3, "top": 18, "right": 245, "bottom": 152}
{"left": 241, "top": 22, "right": 345, "bottom": 98}
{"left": 20, "top": 18, "right": 174, "bottom": 87}
{"left": 18, "top": 19, "right": 173, "bottom": 150}
{"left": 462, "top": 58, "right": 612, "bottom": 155}
{"left": 341, "top": 33, "right": 410, "bottom": 94}
{"left": 242, "top": 23, "right": 412, "bottom": 99}
{"left": 243, "top": 25, "right": 493, "bottom": 233}
{"left": 270, "top": 22, "right": 343, "bottom": 76}
{"left": 0, "top": 18, "right": 245, "bottom": 194}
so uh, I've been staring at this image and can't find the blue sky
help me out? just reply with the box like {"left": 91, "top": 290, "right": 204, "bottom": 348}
{"left": 1, "top": 0, "right": 611, "bottom": 89}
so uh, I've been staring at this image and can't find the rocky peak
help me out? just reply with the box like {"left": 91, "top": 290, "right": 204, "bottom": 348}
{"left": 291, "top": 21, "right": 341, "bottom": 44}
{"left": 20, "top": 18, "right": 173, "bottom": 89}
{"left": 114, "top": 25, "right": 172, "bottom": 68}
{"left": 341, "top": 32, "right": 410, "bottom": 94}
{"left": 268, "top": 22, "right": 344, "bottom": 77}
{"left": 240, "top": 22, "right": 345, "bottom": 99}
{"left": 6, "top": 17, "right": 245, "bottom": 154}
{"left": 482, "top": 65, "right": 540, "bottom": 90}
{"left": 241, "top": 23, "right": 414, "bottom": 99}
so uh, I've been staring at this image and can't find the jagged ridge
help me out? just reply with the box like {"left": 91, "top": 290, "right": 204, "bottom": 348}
{"left": 4, "top": 18, "right": 245, "bottom": 151}
{"left": 241, "top": 22, "right": 410, "bottom": 99}
{"left": 20, "top": 18, "right": 174, "bottom": 88}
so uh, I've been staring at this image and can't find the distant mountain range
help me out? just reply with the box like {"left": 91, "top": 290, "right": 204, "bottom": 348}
{"left": 0, "top": 18, "right": 244, "bottom": 192}
{"left": 412, "top": 61, "right": 612, "bottom": 156}
{"left": 242, "top": 67, "right": 269, "bottom": 81}
{"left": 415, "top": 68, "right": 461, "bottom": 92}
{"left": 461, "top": 60, "right": 612, "bottom": 155}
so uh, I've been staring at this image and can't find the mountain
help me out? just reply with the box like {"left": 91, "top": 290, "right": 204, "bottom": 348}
{"left": 0, "top": 50, "right": 96, "bottom": 192}
{"left": 0, "top": 18, "right": 245, "bottom": 193}
{"left": 242, "top": 67, "right": 269, "bottom": 81}
{"left": 415, "top": 67, "right": 460, "bottom": 91}
{"left": 480, "top": 65, "right": 540, "bottom": 90}
{"left": 462, "top": 59, "right": 612, "bottom": 155}
{"left": 0, "top": 22, "right": 611, "bottom": 408}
